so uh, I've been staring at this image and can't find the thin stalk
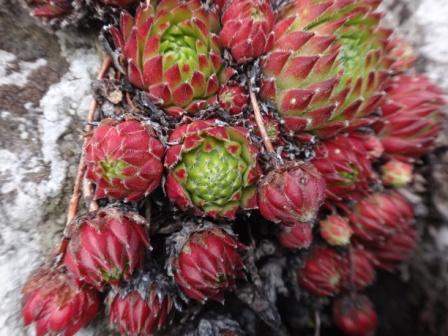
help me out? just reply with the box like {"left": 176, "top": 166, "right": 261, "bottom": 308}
{"left": 248, "top": 87, "right": 275, "bottom": 154}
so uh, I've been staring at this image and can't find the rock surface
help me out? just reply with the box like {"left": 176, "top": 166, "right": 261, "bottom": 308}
{"left": 0, "top": 0, "right": 447, "bottom": 335}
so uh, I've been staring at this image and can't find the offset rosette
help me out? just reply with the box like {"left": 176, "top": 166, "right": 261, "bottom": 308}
{"left": 22, "top": 267, "right": 99, "bottom": 336}
{"left": 374, "top": 74, "right": 446, "bottom": 161}
{"left": 298, "top": 247, "right": 347, "bottom": 296}
{"left": 349, "top": 191, "right": 417, "bottom": 270}
{"left": 366, "top": 224, "right": 417, "bottom": 271}
{"left": 277, "top": 222, "right": 313, "bottom": 249}
{"left": 64, "top": 208, "right": 151, "bottom": 290}
{"left": 218, "top": 84, "right": 249, "bottom": 115}
{"left": 349, "top": 191, "right": 414, "bottom": 243}
{"left": 169, "top": 225, "right": 245, "bottom": 302}
{"left": 220, "top": 0, "right": 275, "bottom": 63}
{"left": 109, "top": 0, "right": 233, "bottom": 116}
{"left": 26, "top": 0, "right": 73, "bottom": 18}
{"left": 386, "top": 37, "right": 417, "bottom": 73}
{"left": 26, "top": 0, "right": 137, "bottom": 22}
{"left": 107, "top": 271, "right": 173, "bottom": 335}
{"left": 261, "top": 0, "right": 392, "bottom": 138}
{"left": 381, "top": 159, "right": 413, "bottom": 188}
{"left": 165, "top": 120, "right": 260, "bottom": 219}
{"left": 85, "top": 119, "right": 164, "bottom": 202}
{"left": 258, "top": 162, "right": 326, "bottom": 226}
{"left": 332, "top": 294, "right": 378, "bottom": 336}
{"left": 312, "top": 133, "right": 376, "bottom": 202}
{"left": 298, "top": 247, "right": 375, "bottom": 296}
{"left": 319, "top": 214, "right": 352, "bottom": 246}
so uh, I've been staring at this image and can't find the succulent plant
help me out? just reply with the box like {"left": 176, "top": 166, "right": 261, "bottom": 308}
{"left": 246, "top": 113, "right": 283, "bottom": 147}
{"left": 218, "top": 84, "right": 249, "bottom": 115}
{"left": 277, "top": 222, "right": 313, "bottom": 249}
{"left": 261, "top": 0, "right": 392, "bottom": 138}
{"left": 349, "top": 191, "right": 414, "bottom": 243}
{"left": 299, "top": 247, "right": 374, "bottom": 296}
{"left": 220, "top": 0, "right": 275, "bottom": 63}
{"left": 367, "top": 223, "right": 417, "bottom": 271}
{"left": 381, "top": 158, "right": 413, "bottom": 188}
{"left": 374, "top": 74, "right": 445, "bottom": 161}
{"left": 349, "top": 191, "right": 418, "bottom": 271}
{"left": 170, "top": 225, "right": 245, "bottom": 302}
{"left": 386, "top": 37, "right": 417, "bottom": 73}
{"left": 109, "top": 0, "right": 233, "bottom": 116}
{"left": 298, "top": 247, "right": 347, "bottom": 297}
{"left": 258, "top": 162, "right": 326, "bottom": 226}
{"left": 312, "top": 133, "right": 376, "bottom": 202}
{"left": 332, "top": 294, "right": 378, "bottom": 336}
{"left": 64, "top": 208, "right": 150, "bottom": 290}
{"left": 107, "top": 271, "right": 173, "bottom": 335}
{"left": 22, "top": 267, "right": 99, "bottom": 336}
{"left": 27, "top": 0, "right": 73, "bottom": 18}
{"left": 320, "top": 214, "right": 352, "bottom": 246}
{"left": 17, "top": 0, "right": 448, "bottom": 334}
{"left": 165, "top": 120, "right": 260, "bottom": 219}
{"left": 85, "top": 119, "right": 164, "bottom": 202}
{"left": 351, "top": 248, "right": 376, "bottom": 290}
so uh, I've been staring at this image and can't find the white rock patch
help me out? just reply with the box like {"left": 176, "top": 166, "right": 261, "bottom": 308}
{"left": 0, "top": 32, "right": 99, "bottom": 334}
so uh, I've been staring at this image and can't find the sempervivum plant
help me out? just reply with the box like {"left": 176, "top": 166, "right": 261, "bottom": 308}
{"left": 381, "top": 158, "right": 413, "bottom": 188}
{"left": 366, "top": 223, "right": 417, "bottom": 271}
{"left": 298, "top": 247, "right": 347, "bottom": 297}
{"left": 386, "top": 37, "right": 417, "bottom": 73}
{"left": 312, "top": 133, "right": 377, "bottom": 202}
{"left": 164, "top": 120, "right": 260, "bottom": 219}
{"left": 258, "top": 162, "right": 326, "bottom": 226}
{"left": 298, "top": 247, "right": 375, "bottom": 297}
{"left": 26, "top": 0, "right": 73, "bottom": 18}
{"left": 22, "top": 266, "right": 99, "bottom": 336}
{"left": 220, "top": 0, "right": 275, "bottom": 63}
{"left": 261, "top": 0, "right": 392, "bottom": 138}
{"left": 218, "top": 84, "right": 249, "bottom": 115}
{"left": 349, "top": 191, "right": 414, "bottom": 243}
{"left": 107, "top": 270, "right": 174, "bottom": 335}
{"left": 374, "top": 74, "right": 445, "bottom": 161}
{"left": 64, "top": 208, "right": 150, "bottom": 290}
{"left": 25, "top": 0, "right": 138, "bottom": 25}
{"left": 349, "top": 192, "right": 417, "bottom": 271}
{"left": 319, "top": 214, "right": 352, "bottom": 246}
{"left": 169, "top": 225, "right": 245, "bottom": 302}
{"left": 277, "top": 222, "right": 313, "bottom": 249}
{"left": 108, "top": 0, "right": 233, "bottom": 116}
{"left": 85, "top": 119, "right": 164, "bottom": 202}
{"left": 332, "top": 294, "right": 378, "bottom": 336}
{"left": 17, "top": 0, "right": 448, "bottom": 335}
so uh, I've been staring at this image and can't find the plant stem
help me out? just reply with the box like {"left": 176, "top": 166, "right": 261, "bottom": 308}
{"left": 248, "top": 87, "right": 275, "bottom": 154}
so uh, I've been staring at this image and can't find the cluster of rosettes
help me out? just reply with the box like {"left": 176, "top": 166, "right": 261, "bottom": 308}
{"left": 21, "top": 0, "right": 446, "bottom": 336}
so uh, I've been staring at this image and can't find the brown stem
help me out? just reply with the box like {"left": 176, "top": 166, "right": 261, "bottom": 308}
{"left": 63, "top": 100, "right": 95, "bottom": 230}
{"left": 249, "top": 87, "right": 275, "bottom": 154}
{"left": 58, "top": 55, "right": 112, "bottom": 256}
